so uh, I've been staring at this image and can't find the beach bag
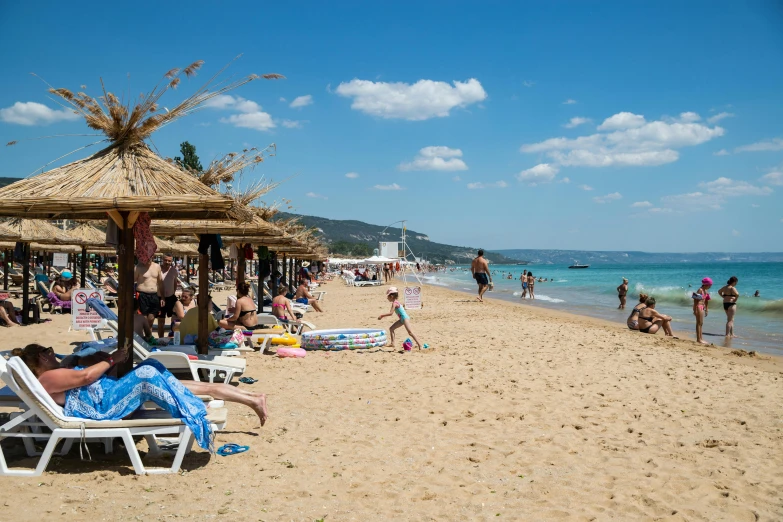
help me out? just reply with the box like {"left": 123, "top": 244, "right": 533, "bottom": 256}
{"left": 208, "top": 328, "right": 244, "bottom": 349}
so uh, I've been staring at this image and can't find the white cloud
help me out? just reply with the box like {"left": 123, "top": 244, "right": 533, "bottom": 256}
{"left": 0, "top": 101, "right": 80, "bottom": 126}
{"left": 579, "top": 184, "right": 594, "bottom": 191}
{"left": 707, "top": 112, "right": 734, "bottom": 124}
{"left": 597, "top": 112, "right": 646, "bottom": 131}
{"left": 562, "top": 99, "right": 577, "bottom": 105}
{"left": 207, "top": 94, "right": 276, "bottom": 132}
{"left": 335, "top": 78, "right": 487, "bottom": 120}
{"left": 399, "top": 146, "right": 468, "bottom": 171}
{"left": 593, "top": 192, "right": 622, "bottom": 204}
{"left": 467, "top": 181, "right": 508, "bottom": 190}
{"left": 523, "top": 80, "right": 535, "bottom": 88}
{"left": 631, "top": 201, "right": 653, "bottom": 208}
{"left": 345, "top": 172, "right": 360, "bottom": 179}
{"left": 281, "top": 119, "right": 302, "bottom": 129}
{"left": 452, "top": 176, "right": 461, "bottom": 182}
{"left": 732, "top": 229, "right": 740, "bottom": 237}
{"left": 761, "top": 171, "right": 783, "bottom": 186}
{"left": 290, "top": 95, "right": 313, "bottom": 108}
{"left": 563, "top": 117, "right": 591, "bottom": 129}
{"left": 698, "top": 177, "right": 773, "bottom": 197}
{"left": 373, "top": 183, "right": 404, "bottom": 191}
{"left": 751, "top": 204, "right": 760, "bottom": 208}
{"left": 221, "top": 112, "right": 275, "bottom": 131}
{"left": 516, "top": 163, "right": 559, "bottom": 183}
{"left": 735, "top": 137, "right": 783, "bottom": 153}
{"left": 306, "top": 192, "right": 327, "bottom": 200}
{"left": 675, "top": 112, "right": 701, "bottom": 123}
{"left": 714, "top": 149, "right": 729, "bottom": 156}
{"left": 522, "top": 111, "right": 724, "bottom": 167}
{"left": 559, "top": 177, "right": 570, "bottom": 184}
{"left": 279, "top": 97, "right": 287, "bottom": 102}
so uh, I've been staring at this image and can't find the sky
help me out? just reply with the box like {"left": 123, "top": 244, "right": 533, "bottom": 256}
{"left": 1, "top": 1, "right": 782, "bottom": 253}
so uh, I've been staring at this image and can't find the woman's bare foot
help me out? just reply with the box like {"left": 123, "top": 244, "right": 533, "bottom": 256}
{"left": 251, "top": 394, "right": 268, "bottom": 426}
{"left": 698, "top": 340, "right": 710, "bottom": 345}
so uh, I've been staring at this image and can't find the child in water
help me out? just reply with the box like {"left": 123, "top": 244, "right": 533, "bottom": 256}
{"left": 378, "top": 286, "right": 423, "bottom": 350}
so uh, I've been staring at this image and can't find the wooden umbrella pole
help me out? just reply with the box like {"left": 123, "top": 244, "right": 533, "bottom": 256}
{"left": 21, "top": 243, "right": 30, "bottom": 324}
{"left": 80, "top": 246, "right": 87, "bottom": 288}
{"left": 117, "top": 212, "right": 136, "bottom": 376}
{"left": 97, "top": 254, "right": 102, "bottom": 281}
{"left": 183, "top": 254, "right": 189, "bottom": 283}
{"left": 281, "top": 254, "right": 287, "bottom": 291}
{"left": 198, "top": 250, "right": 209, "bottom": 355}
{"left": 3, "top": 249, "right": 8, "bottom": 291}
{"left": 237, "top": 245, "right": 246, "bottom": 286}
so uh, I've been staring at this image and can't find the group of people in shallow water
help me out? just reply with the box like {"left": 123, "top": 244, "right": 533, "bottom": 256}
{"left": 624, "top": 276, "right": 741, "bottom": 343}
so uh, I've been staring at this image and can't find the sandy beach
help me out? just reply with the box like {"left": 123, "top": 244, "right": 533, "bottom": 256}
{"left": 1, "top": 280, "right": 782, "bottom": 521}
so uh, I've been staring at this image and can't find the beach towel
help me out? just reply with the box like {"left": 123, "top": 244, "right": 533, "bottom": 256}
{"left": 64, "top": 359, "right": 213, "bottom": 450}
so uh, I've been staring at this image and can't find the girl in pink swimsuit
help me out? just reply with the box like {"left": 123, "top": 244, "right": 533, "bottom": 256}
{"left": 692, "top": 277, "right": 712, "bottom": 344}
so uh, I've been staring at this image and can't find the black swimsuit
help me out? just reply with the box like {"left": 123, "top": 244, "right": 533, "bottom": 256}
{"left": 238, "top": 308, "right": 257, "bottom": 318}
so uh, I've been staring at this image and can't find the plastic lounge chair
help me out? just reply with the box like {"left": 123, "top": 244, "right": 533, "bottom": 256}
{"left": 84, "top": 279, "right": 117, "bottom": 307}
{"left": 0, "top": 356, "right": 227, "bottom": 476}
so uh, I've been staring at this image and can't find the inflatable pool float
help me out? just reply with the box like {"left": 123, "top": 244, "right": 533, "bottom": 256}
{"left": 277, "top": 347, "right": 306, "bottom": 358}
{"left": 301, "top": 329, "right": 387, "bottom": 351}
{"left": 270, "top": 332, "right": 299, "bottom": 346}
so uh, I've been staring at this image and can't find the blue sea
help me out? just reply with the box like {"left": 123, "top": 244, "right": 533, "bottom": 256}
{"left": 420, "top": 263, "right": 783, "bottom": 356}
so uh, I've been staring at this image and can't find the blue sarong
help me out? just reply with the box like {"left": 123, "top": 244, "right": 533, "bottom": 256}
{"left": 63, "top": 360, "right": 213, "bottom": 450}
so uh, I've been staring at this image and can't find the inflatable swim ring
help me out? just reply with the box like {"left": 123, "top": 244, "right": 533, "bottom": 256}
{"left": 270, "top": 333, "right": 299, "bottom": 346}
{"left": 301, "top": 329, "right": 387, "bottom": 351}
{"left": 277, "top": 347, "right": 306, "bottom": 358}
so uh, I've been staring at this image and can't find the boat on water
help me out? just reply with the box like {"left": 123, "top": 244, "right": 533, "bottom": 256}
{"left": 568, "top": 262, "right": 590, "bottom": 269}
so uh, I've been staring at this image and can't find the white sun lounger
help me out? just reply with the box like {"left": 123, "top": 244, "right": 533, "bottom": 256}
{"left": 0, "top": 356, "right": 227, "bottom": 476}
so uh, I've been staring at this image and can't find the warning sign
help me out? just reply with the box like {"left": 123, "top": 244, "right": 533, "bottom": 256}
{"left": 403, "top": 286, "right": 422, "bottom": 310}
{"left": 71, "top": 288, "right": 106, "bottom": 331}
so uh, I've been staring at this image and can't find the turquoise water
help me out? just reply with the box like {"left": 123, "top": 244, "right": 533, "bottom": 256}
{"left": 420, "top": 263, "right": 783, "bottom": 356}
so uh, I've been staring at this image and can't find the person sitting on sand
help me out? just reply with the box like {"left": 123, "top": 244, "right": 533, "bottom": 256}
{"left": 219, "top": 282, "right": 258, "bottom": 330}
{"left": 1, "top": 299, "right": 19, "bottom": 327}
{"left": 10, "top": 343, "right": 268, "bottom": 444}
{"left": 133, "top": 298, "right": 153, "bottom": 341}
{"left": 626, "top": 293, "right": 649, "bottom": 330}
{"left": 271, "top": 284, "right": 298, "bottom": 323}
{"left": 718, "top": 276, "right": 739, "bottom": 338}
{"left": 294, "top": 278, "right": 323, "bottom": 312}
{"left": 637, "top": 297, "right": 674, "bottom": 336}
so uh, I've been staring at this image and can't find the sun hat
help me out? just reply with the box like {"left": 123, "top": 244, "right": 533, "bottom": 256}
{"left": 61, "top": 270, "right": 72, "bottom": 279}
{"left": 702, "top": 277, "right": 713, "bottom": 285}
{"left": 386, "top": 286, "right": 398, "bottom": 296}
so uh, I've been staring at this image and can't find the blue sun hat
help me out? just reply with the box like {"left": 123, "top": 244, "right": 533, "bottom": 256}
{"left": 61, "top": 270, "right": 73, "bottom": 279}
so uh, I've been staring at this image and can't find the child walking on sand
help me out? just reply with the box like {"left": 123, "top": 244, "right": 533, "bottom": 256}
{"left": 378, "top": 287, "right": 423, "bottom": 349}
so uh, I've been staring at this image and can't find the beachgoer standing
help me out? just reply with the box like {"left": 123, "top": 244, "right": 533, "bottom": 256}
{"left": 617, "top": 278, "right": 628, "bottom": 310}
{"left": 134, "top": 258, "right": 164, "bottom": 331}
{"left": 378, "top": 286, "right": 423, "bottom": 349}
{"left": 718, "top": 276, "right": 739, "bottom": 338}
{"left": 692, "top": 277, "right": 712, "bottom": 345}
{"left": 520, "top": 269, "right": 528, "bottom": 298}
{"left": 527, "top": 271, "right": 535, "bottom": 299}
{"left": 470, "top": 249, "right": 492, "bottom": 302}
{"left": 157, "top": 255, "right": 179, "bottom": 338}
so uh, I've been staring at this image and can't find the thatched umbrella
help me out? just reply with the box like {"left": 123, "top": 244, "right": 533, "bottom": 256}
{"left": 0, "top": 219, "right": 76, "bottom": 319}
{"left": 0, "top": 59, "right": 283, "bottom": 359}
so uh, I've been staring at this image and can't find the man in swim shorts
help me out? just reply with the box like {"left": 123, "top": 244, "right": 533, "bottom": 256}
{"left": 470, "top": 249, "right": 492, "bottom": 302}
{"left": 134, "top": 258, "right": 163, "bottom": 331}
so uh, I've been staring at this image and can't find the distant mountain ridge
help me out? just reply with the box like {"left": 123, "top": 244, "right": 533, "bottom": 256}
{"left": 494, "top": 249, "right": 783, "bottom": 265}
{"left": 275, "top": 212, "right": 516, "bottom": 264}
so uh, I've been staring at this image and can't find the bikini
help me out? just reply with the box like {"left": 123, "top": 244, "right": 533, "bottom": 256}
{"left": 722, "top": 288, "right": 738, "bottom": 310}
{"left": 628, "top": 304, "right": 646, "bottom": 329}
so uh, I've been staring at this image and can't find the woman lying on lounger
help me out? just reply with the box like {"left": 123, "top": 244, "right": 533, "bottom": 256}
{"left": 11, "top": 343, "right": 268, "bottom": 449}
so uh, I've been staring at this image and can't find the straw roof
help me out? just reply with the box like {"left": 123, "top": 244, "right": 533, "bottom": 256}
{"left": 0, "top": 59, "right": 282, "bottom": 221}
{"left": 149, "top": 216, "right": 281, "bottom": 237}
{"left": 62, "top": 221, "right": 108, "bottom": 247}
{"left": 0, "top": 241, "right": 82, "bottom": 254}
{"left": 0, "top": 219, "right": 73, "bottom": 244}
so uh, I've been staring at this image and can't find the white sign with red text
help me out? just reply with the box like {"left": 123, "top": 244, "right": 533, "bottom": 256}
{"left": 71, "top": 288, "right": 106, "bottom": 331}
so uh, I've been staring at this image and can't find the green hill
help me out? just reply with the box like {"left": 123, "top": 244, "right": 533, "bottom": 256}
{"left": 275, "top": 213, "right": 517, "bottom": 264}
{"left": 0, "top": 177, "right": 21, "bottom": 189}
